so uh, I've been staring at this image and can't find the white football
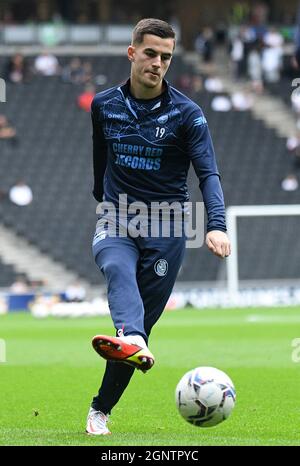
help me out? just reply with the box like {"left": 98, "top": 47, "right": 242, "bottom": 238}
{"left": 175, "top": 366, "right": 236, "bottom": 427}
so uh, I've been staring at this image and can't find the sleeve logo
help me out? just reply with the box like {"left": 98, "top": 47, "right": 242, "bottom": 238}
{"left": 193, "top": 116, "right": 207, "bottom": 127}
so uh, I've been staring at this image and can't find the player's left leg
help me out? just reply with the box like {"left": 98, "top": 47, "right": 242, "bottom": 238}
{"left": 90, "top": 360, "right": 135, "bottom": 413}
{"left": 136, "top": 233, "right": 186, "bottom": 342}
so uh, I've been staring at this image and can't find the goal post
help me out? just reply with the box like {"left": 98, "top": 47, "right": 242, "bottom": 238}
{"left": 226, "top": 205, "right": 300, "bottom": 297}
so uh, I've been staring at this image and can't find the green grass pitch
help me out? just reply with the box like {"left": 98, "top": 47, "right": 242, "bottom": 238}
{"left": 0, "top": 307, "right": 300, "bottom": 446}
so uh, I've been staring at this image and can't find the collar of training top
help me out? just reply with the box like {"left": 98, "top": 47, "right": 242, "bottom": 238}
{"left": 118, "top": 78, "right": 172, "bottom": 107}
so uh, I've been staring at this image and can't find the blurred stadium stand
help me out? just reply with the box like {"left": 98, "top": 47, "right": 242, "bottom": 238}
{"left": 1, "top": 0, "right": 300, "bottom": 292}
{"left": 186, "top": 88, "right": 300, "bottom": 282}
{"left": 1, "top": 53, "right": 300, "bottom": 287}
{"left": 0, "top": 55, "right": 193, "bottom": 287}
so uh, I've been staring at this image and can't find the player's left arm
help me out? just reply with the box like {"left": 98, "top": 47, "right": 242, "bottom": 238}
{"left": 206, "top": 230, "right": 231, "bottom": 258}
{"left": 183, "top": 104, "right": 231, "bottom": 258}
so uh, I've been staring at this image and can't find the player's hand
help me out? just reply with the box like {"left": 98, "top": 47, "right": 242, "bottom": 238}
{"left": 206, "top": 230, "right": 231, "bottom": 259}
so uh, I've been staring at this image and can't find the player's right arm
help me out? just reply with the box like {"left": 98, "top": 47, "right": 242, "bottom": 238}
{"left": 91, "top": 98, "right": 108, "bottom": 202}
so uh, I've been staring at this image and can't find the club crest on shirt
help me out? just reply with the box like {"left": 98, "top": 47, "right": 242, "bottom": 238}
{"left": 154, "top": 259, "right": 168, "bottom": 277}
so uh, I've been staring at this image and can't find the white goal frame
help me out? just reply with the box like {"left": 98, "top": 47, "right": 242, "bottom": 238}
{"left": 226, "top": 205, "right": 300, "bottom": 296}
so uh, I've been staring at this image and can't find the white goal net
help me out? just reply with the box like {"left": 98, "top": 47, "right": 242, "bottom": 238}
{"left": 226, "top": 204, "right": 300, "bottom": 299}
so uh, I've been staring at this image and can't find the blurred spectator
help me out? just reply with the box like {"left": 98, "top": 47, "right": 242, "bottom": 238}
{"left": 82, "top": 61, "right": 94, "bottom": 83}
{"left": 295, "top": 3, "right": 300, "bottom": 69}
{"left": 175, "top": 74, "right": 193, "bottom": 93}
{"left": 247, "top": 43, "right": 264, "bottom": 93}
{"left": 5, "top": 54, "right": 30, "bottom": 84}
{"left": 195, "top": 27, "right": 215, "bottom": 63}
{"left": 286, "top": 136, "right": 300, "bottom": 151}
{"left": 292, "top": 24, "right": 300, "bottom": 68}
{"left": 191, "top": 75, "right": 203, "bottom": 93}
{"left": 286, "top": 135, "right": 300, "bottom": 171}
{"left": 9, "top": 180, "right": 33, "bottom": 206}
{"left": 204, "top": 76, "right": 224, "bottom": 93}
{"left": 0, "top": 115, "right": 17, "bottom": 141}
{"left": 250, "top": 2, "right": 269, "bottom": 37}
{"left": 65, "top": 281, "right": 86, "bottom": 303}
{"left": 77, "top": 83, "right": 96, "bottom": 112}
{"left": 211, "top": 95, "right": 232, "bottom": 112}
{"left": 229, "top": 1, "right": 250, "bottom": 25}
{"left": 261, "top": 28, "right": 283, "bottom": 84}
{"left": 62, "top": 58, "right": 93, "bottom": 85}
{"left": 261, "top": 46, "right": 282, "bottom": 83}
{"left": 30, "top": 279, "right": 47, "bottom": 288}
{"left": 34, "top": 52, "right": 60, "bottom": 76}
{"left": 263, "top": 27, "right": 284, "bottom": 48}
{"left": 290, "top": 87, "right": 300, "bottom": 129}
{"left": 281, "top": 174, "right": 299, "bottom": 191}
{"left": 291, "top": 89, "right": 300, "bottom": 115}
{"left": 231, "top": 91, "right": 253, "bottom": 111}
{"left": 95, "top": 73, "right": 108, "bottom": 87}
{"left": 230, "top": 34, "right": 244, "bottom": 80}
{"left": 240, "top": 24, "right": 257, "bottom": 45}
{"left": 10, "top": 276, "right": 29, "bottom": 294}
{"left": 62, "top": 57, "right": 84, "bottom": 84}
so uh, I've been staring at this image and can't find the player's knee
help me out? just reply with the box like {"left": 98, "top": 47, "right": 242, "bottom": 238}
{"left": 102, "top": 259, "right": 121, "bottom": 278}
{"left": 102, "top": 258, "right": 134, "bottom": 281}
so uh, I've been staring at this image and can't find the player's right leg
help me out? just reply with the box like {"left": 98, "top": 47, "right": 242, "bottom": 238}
{"left": 92, "top": 332, "right": 154, "bottom": 372}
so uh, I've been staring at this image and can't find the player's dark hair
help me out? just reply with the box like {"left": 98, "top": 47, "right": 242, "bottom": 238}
{"left": 132, "top": 18, "right": 176, "bottom": 46}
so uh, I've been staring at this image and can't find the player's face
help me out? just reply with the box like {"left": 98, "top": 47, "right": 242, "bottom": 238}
{"left": 128, "top": 34, "right": 174, "bottom": 96}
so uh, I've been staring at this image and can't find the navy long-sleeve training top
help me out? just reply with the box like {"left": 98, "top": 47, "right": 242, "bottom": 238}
{"left": 92, "top": 78, "right": 226, "bottom": 232}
